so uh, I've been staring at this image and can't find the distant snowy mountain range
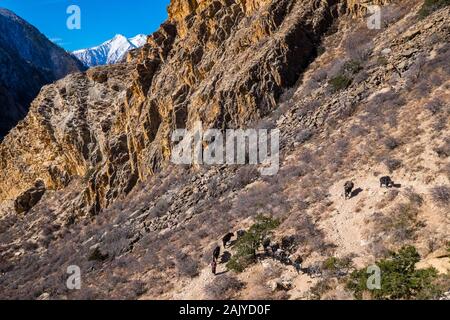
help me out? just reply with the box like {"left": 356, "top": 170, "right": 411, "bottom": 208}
{"left": 73, "top": 34, "right": 147, "bottom": 67}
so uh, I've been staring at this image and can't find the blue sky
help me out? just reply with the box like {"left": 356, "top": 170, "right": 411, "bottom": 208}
{"left": 0, "top": 0, "right": 170, "bottom": 51}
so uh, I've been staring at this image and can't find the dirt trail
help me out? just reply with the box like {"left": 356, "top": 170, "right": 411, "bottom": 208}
{"left": 171, "top": 262, "right": 228, "bottom": 300}
{"left": 322, "top": 174, "right": 383, "bottom": 265}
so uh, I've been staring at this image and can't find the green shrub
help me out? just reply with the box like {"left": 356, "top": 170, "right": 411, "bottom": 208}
{"left": 323, "top": 256, "right": 353, "bottom": 273}
{"left": 343, "top": 60, "right": 362, "bottom": 75}
{"left": 346, "top": 246, "right": 443, "bottom": 300}
{"left": 377, "top": 56, "right": 388, "bottom": 66}
{"left": 226, "top": 215, "right": 280, "bottom": 273}
{"left": 329, "top": 74, "right": 352, "bottom": 92}
{"left": 418, "top": 0, "right": 450, "bottom": 18}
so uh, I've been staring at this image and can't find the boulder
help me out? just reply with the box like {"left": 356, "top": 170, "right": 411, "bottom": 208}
{"left": 14, "top": 180, "right": 46, "bottom": 214}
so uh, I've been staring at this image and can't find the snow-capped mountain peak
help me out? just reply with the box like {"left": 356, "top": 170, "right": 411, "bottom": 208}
{"left": 73, "top": 34, "right": 147, "bottom": 67}
{"left": 129, "top": 34, "right": 147, "bottom": 47}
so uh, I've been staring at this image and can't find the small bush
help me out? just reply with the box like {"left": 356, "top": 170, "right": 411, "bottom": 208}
{"left": 328, "top": 74, "right": 352, "bottom": 92}
{"left": 231, "top": 166, "right": 259, "bottom": 189}
{"left": 344, "top": 29, "right": 374, "bottom": 61}
{"left": 347, "top": 246, "right": 442, "bottom": 300}
{"left": 418, "top": 0, "right": 450, "bottom": 18}
{"left": 226, "top": 215, "right": 280, "bottom": 272}
{"left": 374, "top": 202, "right": 420, "bottom": 242}
{"left": 129, "top": 280, "right": 147, "bottom": 297}
{"left": 322, "top": 256, "right": 353, "bottom": 276}
{"left": 295, "top": 129, "right": 313, "bottom": 144}
{"left": 404, "top": 188, "right": 424, "bottom": 207}
{"left": 442, "top": 163, "right": 450, "bottom": 180}
{"left": 434, "top": 139, "right": 450, "bottom": 158}
{"left": 383, "top": 137, "right": 400, "bottom": 150}
{"left": 425, "top": 98, "right": 444, "bottom": 115}
{"left": 430, "top": 185, "right": 450, "bottom": 206}
{"left": 386, "top": 189, "right": 400, "bottom": 202}
{"left": 205, "top": 275, "right": 244, "bottom": 299}
{"left": 310, "top": 279, "right": 332, "bottom": 300}
{"left": 175, "top": 252, "right": 199, "bottom": 278}
{"left": 384, "top": 158, "right": 402, "bottom": 173}
{"left": 342, "top": 60, "right": 362, "bottom": 75}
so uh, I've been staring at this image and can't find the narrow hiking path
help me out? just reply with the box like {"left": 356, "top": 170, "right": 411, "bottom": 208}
{"left": 321, "top": 163, "right": 450, "bottom": 267}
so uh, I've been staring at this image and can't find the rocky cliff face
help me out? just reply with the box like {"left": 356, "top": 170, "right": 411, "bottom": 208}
{"left": 0, "top": 8, "right": 85, "bottom": 139}
{"left": 0, "top": 0, "right": 346, "bottom": 215}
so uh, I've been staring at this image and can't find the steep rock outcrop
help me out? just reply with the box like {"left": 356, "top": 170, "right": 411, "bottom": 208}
{"left": 0, "top": 0, "right": 348, "bottom": 215}
{"left": 14, "top": 180, "right": 46, "bottom": 214}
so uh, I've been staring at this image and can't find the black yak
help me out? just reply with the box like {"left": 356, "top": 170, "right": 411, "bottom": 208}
{"left": 380, "top": 176, "right": 393, "bottom": 188}
{"left": 222, "top": 232, "right": 234, "bottom": 247}
{"left": 344, "top": 181, "right": 355, "bottom": 199}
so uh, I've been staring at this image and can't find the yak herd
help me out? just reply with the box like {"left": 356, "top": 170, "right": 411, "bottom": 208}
{"left": 211, "top": 175, "right": 398, "bottom": 275}
{"left": 344, "top": 176, "right": 396, "bottom": 200}
{"left": 211, "top": 233, "right": 304, "bottom": 275}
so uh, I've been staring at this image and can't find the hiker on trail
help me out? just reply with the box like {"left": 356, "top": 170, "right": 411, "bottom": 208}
{"left": 213, "top": 246, "right": 221, "bottom": 260}
{"left": 211, "top": 259, "right": 217, "bottom": 275}
{"left": 293, "top": 256, "right": 303, "bottom": 274}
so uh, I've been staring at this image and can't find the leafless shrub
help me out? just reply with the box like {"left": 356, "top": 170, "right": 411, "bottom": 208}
{"left": 343, "top": 28, "right": 375, "bottom": 61}
{"left": 23, "top": 241, "right": 39, "bottom": 251}
{"left": 288, "top": 214, "right": 332, "bottom": 255}
{"left": 430, "top": 185, "right": 450, "bottom": 207}
{"left": 312, "top": 68, "right": 328, "bottom": 82}
{"left": 295, "top": 129, "right": 313, "bottom": 144}
{"left": 175, "top": 252, "right": 199, "bottom": 278}
{"left": 309, "top": 278, "right": 333, "bottom": 300}
{"left": 231, "top": 166, "right": 259, "bottom": 189}
{"left": 404, "top": 53, "right": 427, "bottom": 88}
{"left": 310, "top": 187, "right": 329, "bottom": 203}
{"left": 325, "top": 59, "right": 346, "bottom": 79}
{"left": 386, "top": 189, "right": 400, "bottom": 202}
{"left": 374, "top": 201, "right": 423, "bottom": 243}
{"left": 404, "top": 188, "right": 424, "bottom": 207}
{"left": 302, "top": 78, "right": 321, "bottom": 95}
{"left": 433, "top": 116, "right": 448, "bottom": 132}
{"left": 383, "top": 136, "right": 400, "bottom": 150}
{"left": 442, "top": 163, "right": 450, "bottom": 181}
{"left": 255, "top": 118, "right": 276, "bottom": 130}
{"left": 128, "top": 280, "right": 147, "bottom": 297}
{"left": 204, "top": 274, "right": 244, "bottom": 300}
{"left": 370, "top": 91, "right": 406, "bottom": 110}
{"left": 323, "top": 138, "right": 349, "bottom": 169}
{"left": 381, "top": 3, "right": 410, "bottom": 26}
{"left": 349, "top": 124, "right": 368, "bottom": 137}
{"left": 425, "top": 98, "right": 445, "bottom": 115}
{"left": 361, "top": 91, "right": 405, "bottom": 128}
{"left": 384, "top": 158, "right": 402, "bottom": 173}
{"left": 102, "top": 226, "right": 133, "bottom": 257}
{"left": 426, "top": 235, "right": 440, "bottom": 254}
{"left": 434, "top": 139, "right": 450, "bottom": 158}
{"left": 367, "top": 235, "right": 390, "bottom": 258}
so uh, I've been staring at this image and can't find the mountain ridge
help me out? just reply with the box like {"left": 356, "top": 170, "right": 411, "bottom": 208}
{"left": 0, "top": 8, "right": 85, "bottom": 139}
